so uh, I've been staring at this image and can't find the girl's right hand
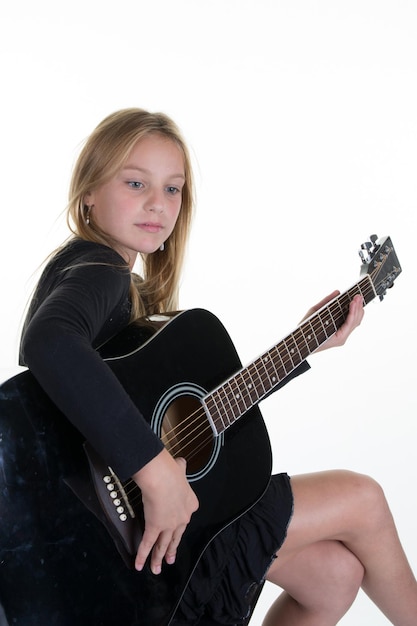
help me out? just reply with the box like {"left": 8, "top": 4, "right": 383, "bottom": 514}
{"left": 132, "top": 448, "right": 199, "bottom": 575}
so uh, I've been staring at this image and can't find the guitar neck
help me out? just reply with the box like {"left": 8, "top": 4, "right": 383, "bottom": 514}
{"left": 205, "top": 275, "right": 376, "bottom": 435}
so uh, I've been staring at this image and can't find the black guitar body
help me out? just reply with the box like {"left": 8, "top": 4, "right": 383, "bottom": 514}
{"left": 0, "top": 309, "right": 272, "bottom": 625}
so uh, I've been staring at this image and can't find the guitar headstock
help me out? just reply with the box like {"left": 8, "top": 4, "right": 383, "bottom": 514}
{"left": 359, "top": 235, "right": 402, "bottom": 301}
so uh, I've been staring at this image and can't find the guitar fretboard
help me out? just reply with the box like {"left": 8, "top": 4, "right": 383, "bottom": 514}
{"left": 204, "top": 275, "right": 375, "bottom": 435}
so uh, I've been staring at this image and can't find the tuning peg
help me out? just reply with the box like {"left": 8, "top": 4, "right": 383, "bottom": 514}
{"left": 359, "top": 240, "right": 372, "bottom": 263}
{"left": 359, "top": 234, "right": 381, "bottom": 264}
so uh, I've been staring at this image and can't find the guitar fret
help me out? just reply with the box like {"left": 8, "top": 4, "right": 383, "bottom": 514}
{"left": 235, "top": 370, "right": 254, "bottom": 408}
{"left": 311, "top": 315, "right": 328, "bottom": 345}
{"left": 263, "top": 351, "right": 280, "bottom": 387}
{"left": 205, "top": 393, "right": 226, "bottom": 433}
{"left": 216, "top": 386, "right": 235, "bottom": 428}
{"left": 270, "top": 346, "right": 287, "bottom": 381}
{"left": 259, "top": 355, "right": 273, "bottom": 393}
{"left": 277, "top": 343, "right": 291, "bottom": 376}
{"left": 217, "top": 385, "right": 234, "bottom": 428}
{"left": 283, "top": 335, "right": 303, "bottom": 368}
{"left": 358, "top": 283, "right": 373, "bottom": 303}
{"left": 333, "top": 297, "right": 348, "bottom": 327}
{"left": 228, "top": 377, "right": 248, "bottom": 414}
{"left": 362, "top": 275, "right": 377, "bottom": 304}
{"left": 255, "top": 352, "right": 278, "bottom": 396}
{"left": 252, "top": 360, "right": 267, "bottom": 396}
{"left": 244, "top": 367, "right": 261, "bottom": 403}
{"left": 282, "top": 338, "right": 295, "bottom": 368}
{"left": 293, "top": 327, "right": 310, "bottom": 360}
{"left": 222, "top": 380, "right": 242, "bottom": 425}
{"left": 300, "top": 321, "right": 319, "bottom": 352}
{"left": 319, "top": 308, "right": 337, "bottom": 338}
{"left": 296, "top": 328, "right": 309, "bottom": 358}
{"left": 333, "top": 297, "right": 344, "bottom": 321}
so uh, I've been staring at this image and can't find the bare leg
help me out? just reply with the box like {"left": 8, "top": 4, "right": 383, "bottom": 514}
{"left": 264, "top": 470, "right": 417, "bottom": 626}
{"left": 263, "top": 540, "right": 364, "bottom": 626}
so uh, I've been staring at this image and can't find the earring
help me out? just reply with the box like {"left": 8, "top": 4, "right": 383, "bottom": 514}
{"left": 84, "top": 205, "right": 92, "bottom": 225}
{"left": 159, "top": 242, "right": 165, "bottom": 251}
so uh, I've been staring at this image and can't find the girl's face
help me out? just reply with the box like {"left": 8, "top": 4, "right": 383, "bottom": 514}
{"left": 87, "top": 134, "right": 185, "bottom": 268}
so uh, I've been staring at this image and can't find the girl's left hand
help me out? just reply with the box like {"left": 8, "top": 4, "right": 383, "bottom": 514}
{"left": 301, "top": 290, "right": 365, "bottom": 353}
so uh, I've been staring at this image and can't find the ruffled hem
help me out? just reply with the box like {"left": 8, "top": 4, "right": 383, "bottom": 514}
{"left": 174, "top": 473, "right": 293, "bottom": 625}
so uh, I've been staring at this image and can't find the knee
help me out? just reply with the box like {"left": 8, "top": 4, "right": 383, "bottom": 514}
{"left": 340, "top": 470, "right": 392, "bottom": 530}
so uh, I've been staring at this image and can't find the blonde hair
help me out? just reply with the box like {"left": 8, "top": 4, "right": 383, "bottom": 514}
{"left": 67, "top": 108, "right": 194, "bottom": 319}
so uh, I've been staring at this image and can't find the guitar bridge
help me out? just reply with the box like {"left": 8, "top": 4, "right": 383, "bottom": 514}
{"left": 102, "top": 467, "right": 135, "bottom": 522}
{"left": 84, "top": 442, "right": 143, "bottom": 566}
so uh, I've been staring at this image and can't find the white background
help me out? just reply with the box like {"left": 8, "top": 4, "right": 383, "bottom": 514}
{"left": 1, "top": 1, "right": 416, "bottom": 623}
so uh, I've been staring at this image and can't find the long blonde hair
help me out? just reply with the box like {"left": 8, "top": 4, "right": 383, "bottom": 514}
{"left": 67, "top": 108, "right": 194, "bottom": 319}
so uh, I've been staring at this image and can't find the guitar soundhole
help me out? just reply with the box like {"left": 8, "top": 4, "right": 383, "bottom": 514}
{"left": 160, "top": 395, "right": 213, "bottom": 476}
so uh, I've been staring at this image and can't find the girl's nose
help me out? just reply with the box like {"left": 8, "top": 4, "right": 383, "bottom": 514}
{"left": 145, "top": 189, "right": 164, "bottom": 213}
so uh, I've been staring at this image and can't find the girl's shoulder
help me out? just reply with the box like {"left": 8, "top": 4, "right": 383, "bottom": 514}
{"left": 36, "top": 238, "right": 131, "bottom": 298}
{"left": 54, "top": 237, "right": 127, "bottom": 267}
{"left": 42, "top": 238, "right": 130, "bottom": 281}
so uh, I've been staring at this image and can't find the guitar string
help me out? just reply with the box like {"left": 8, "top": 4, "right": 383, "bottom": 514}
{"left": 121, "top": 271, "right": 385, "bottom": 504}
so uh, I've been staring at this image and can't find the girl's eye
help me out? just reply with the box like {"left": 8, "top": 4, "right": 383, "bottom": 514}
{"left": 166, "top": 186, "right": 181, "bottom": 195}
{"left": 128, "top": 181, "right": 144, "bottom": 189}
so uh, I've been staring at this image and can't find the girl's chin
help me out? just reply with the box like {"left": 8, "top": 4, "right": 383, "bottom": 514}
{"left": 136, "top": 243, "right": 163, "bottom": 255}
{"left": 143, "top": 243, "right": 163, "bottom": 253}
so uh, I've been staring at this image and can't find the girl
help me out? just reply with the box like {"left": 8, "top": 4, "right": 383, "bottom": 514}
{"left": 1, "top": 108, "right": 416, "bottom": 625}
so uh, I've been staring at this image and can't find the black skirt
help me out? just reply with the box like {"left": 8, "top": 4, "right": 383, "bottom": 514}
{"left": 173, "top": 473, "right": 294, "bottom": 625}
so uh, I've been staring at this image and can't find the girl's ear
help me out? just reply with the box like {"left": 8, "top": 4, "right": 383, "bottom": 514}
{"left": 84, "top": 191, "right": 94, "bottom": 205}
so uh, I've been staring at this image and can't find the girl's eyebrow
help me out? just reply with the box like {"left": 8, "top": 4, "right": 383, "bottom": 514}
{"left": 122, "top": 164, "right": 185, "bottom": 180}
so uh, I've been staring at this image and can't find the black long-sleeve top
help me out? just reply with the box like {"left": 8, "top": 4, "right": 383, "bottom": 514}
{"left": 19, "top": 238, "right": 163, "bottom": 480}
